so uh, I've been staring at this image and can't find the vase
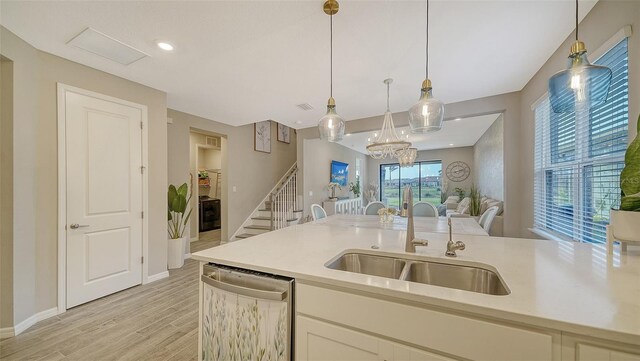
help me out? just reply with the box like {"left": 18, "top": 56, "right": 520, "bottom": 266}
{"left": 168, "top": 236, "right": 186, "bottom": 269}
{"left": 610, "top": 209, "right": 640, "bottom": 241}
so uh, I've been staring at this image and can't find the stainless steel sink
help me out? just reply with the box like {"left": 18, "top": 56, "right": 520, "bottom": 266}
{"left": 326, "top": 252, "right": 510, "bottom": 296}
{"left": 402, "top": 261, "right": 509, "bottom": 296}
{"left": 326, "top": 253, "right": 406, "bottom": 279}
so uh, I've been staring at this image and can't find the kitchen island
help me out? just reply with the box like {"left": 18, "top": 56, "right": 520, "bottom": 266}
{"left": 193, "top": 216, "right": 640, "bottom": 360}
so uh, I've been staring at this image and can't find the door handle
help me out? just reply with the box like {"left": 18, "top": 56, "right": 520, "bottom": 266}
{"left": 69, "top": 223, "right": 90, "bottom": 229}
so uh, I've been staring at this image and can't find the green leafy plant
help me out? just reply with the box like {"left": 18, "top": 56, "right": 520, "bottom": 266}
{"left": 469, "top": 185, "right": 482, "bottom": 216}
{"left": 454, "top": 187, "right": 466, "bottom": 202}
{"left": 348, "top": 176, "right": 361, "bottom": 198}
{"left": 620, "top": 115, "right": 640, "bottom": 211}
{"left": 168, "top": 179, "right": 193, "bottom": 239}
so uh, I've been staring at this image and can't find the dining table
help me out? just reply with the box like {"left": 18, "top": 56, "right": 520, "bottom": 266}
{"left": 313, "top": 214, "right": 489, "bottom": 236}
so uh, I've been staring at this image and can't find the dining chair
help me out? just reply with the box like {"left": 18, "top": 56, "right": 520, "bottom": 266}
{"left": 479, "top": 206, "right": 499, "bottom": 233}
{"left": 310, "top": 204, "right": 327, "bottom": 221}
{"left": 364, "top": 201, "right": 385, "bottom": 215}
{"left": 413, "top": 202, "right": 438, "bottom": 217}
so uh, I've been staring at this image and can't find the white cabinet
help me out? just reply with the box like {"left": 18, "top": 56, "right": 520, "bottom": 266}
{"left": 296, "top": 316, "right": 454, "bottom": 361}
{"left": 297, "top": 316, "right": 393, "bottom": 360}
{"left": 297, "top": 283, "right": 556, "bottom": 361}
{"left": 561, "top": 336, "right": 640, "bottom": 361}
{"left": 577, "top": 344, "right": 640, "bottom": 361}
{"left": 393, "top": 344, "right": 455, "bottom": 361}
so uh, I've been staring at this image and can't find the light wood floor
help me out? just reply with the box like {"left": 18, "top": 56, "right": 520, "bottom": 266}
{"left": 0, "top": 240, "right": 220, "bottom": 361}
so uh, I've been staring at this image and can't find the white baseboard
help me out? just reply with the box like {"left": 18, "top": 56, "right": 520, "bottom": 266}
{"left": 190, "top": 236, "right": 198, "bottom": 242}
{"left": 10, "top": 307, "right": 58, "bottom": 337}
{"left": 146, "top": 271, "right": 169, "bottom": 284}
{"left": 184, "top": 253, "right": 191, "bottom": 260}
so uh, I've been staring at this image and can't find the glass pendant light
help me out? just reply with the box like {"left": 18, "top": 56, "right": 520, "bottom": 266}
{"left": 408, "top": 0, "right": 444, "bottom": 133}
{"left": 318, "top": 0, "right": 345, "bottom": 142}
{"left": 548, "top": 0, "right": 612, "bottom": 114}
{"left": 367, "top": 79, "right": 411, "bottom": 159}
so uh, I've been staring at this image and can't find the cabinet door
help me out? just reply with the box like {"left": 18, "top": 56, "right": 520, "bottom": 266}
{"left": 297, "top": 316, "right": 393, "bottom": 361}
{"left": 394, "top": 344, "right": 456, "bottom": 361}
{"left": 578, "top": 344, "right": 640, "bottom": 361}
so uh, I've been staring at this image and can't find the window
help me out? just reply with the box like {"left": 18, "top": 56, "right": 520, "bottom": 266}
{"left": 380, "top": 161, "right": 442, "bottom": 208}
{"left": 533, "top": 39, "right": 629, "bottom": 245}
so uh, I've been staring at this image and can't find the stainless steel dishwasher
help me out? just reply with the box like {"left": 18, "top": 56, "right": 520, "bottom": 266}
{"left": 200, "top": 264, "right": 294, "bottom": 361}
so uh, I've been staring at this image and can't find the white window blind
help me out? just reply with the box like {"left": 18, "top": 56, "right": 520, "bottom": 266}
{"left": 533, "top": 38, "right": 629, "bottom": 245}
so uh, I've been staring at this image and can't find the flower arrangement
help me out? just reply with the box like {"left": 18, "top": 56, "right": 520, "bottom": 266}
{"left": 327, "top": 182, "right": 342, "bottom": 199}
{"left": 377, "top": 207, "right": 397, "bottom": 224}
{"left": 348, "top": 176, "right": 361, "bottom": 198}
{"left": 365, "top": 184, "right": 379, "bottom": 203}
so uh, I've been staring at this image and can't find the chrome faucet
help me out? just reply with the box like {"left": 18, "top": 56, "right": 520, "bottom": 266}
{"left": 445, "top": 218, "right": 466, "bottom": 257}
{"left": 404, "top": 186, "right": 428, "bottom": 253}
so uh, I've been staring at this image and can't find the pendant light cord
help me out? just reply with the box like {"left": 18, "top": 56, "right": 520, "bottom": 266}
{"left": 330, "top": 11, "right": 333, "bottom": 99}
{"left": 425, "top": 0, "right": 429, "bottom": 80}
{"left": 575, "top": 0, "right": 579, "bottom": 41}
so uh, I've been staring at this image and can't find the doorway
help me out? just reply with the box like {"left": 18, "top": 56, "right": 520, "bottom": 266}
{"left": 57, "top": 84, "right": 148, "bottom": 310}
{"left": 190, "top": 131, "right": 224, "bottom": 250}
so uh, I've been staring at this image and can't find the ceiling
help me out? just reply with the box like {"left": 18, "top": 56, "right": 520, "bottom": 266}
{"left": 0, "top": 1, "right": 596, "bottom": 129}
{"left": 338, "top": 113, "right": 501, "bottom": 154}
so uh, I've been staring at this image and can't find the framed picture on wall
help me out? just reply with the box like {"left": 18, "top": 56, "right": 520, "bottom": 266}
{"left": 277, "top": 123, "right": 290, "bottom": 144}
{"left": 254, "top": 120, "right": 271, "bottom": 153}
{"left": 330, "top": 160, "right": 349, "bottom": 186}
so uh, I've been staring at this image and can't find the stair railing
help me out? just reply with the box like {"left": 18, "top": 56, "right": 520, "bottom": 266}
{"left": 270, "top": 166, "right": 298, "bottom": 231}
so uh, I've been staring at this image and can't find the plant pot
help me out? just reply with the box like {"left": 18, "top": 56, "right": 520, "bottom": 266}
{"left": 168, "top": 237, "right": 186, "bottom": 269}
{"left": 610, "top": 209, "right": 640, "bottom": 241}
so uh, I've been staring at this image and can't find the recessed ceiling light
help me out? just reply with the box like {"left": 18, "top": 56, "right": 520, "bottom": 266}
{"left": 156, "top": 41, "right": 174, "bottom": 51}
{"left": 449, "top": 143, "right": 454, "bottom": 146}
{"left": 295, "top": 120, "right": 303, "bottom": 125}
{"left": 454, "top": 118, "right": 462, "bottom": 121}
{"left": 346, "top": 133, "right": 351, "bottom": 137}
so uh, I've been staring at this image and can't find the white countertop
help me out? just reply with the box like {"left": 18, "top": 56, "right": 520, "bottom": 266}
{"left": 192, "top": 217, "right": 640, "bottom": 345}
{"left": 314, "top": 214, "right": 488, "bottom": 236}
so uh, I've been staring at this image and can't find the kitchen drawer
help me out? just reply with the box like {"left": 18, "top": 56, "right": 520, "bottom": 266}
{"left": 296, "top": 283, "right": 556, "bottom": 361}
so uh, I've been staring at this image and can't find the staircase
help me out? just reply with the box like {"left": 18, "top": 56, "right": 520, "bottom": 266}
{"left": 232, "top": 164, "right": 302, "bottom": 241}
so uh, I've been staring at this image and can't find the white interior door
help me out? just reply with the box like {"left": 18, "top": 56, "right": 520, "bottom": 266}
{"left": 65, "top": 90, "right": 143, "bottom": 308}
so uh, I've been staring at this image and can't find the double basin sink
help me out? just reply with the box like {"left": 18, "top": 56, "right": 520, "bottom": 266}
{"left": 326, "top": 252, "right": 510, "bottom": 296}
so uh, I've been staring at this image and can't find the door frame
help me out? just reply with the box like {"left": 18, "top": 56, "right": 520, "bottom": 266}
{"left": 56, "top": 83, "right": 149, "bottom": 313}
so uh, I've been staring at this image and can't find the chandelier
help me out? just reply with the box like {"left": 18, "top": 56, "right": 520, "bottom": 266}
{"left": 366, "top": 78, "right": 411, "bottom": 159}
{"left": 398, "top": 147, "right": 418, "bottom": 167}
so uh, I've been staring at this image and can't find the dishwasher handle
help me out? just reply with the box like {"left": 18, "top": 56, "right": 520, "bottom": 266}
{"left": 201, "top": 273, "right": 287, "bottom": 301}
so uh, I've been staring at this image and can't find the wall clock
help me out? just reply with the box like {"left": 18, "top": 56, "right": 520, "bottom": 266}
{"left": 446, "top": 161, "right": 470, "bottom": 182}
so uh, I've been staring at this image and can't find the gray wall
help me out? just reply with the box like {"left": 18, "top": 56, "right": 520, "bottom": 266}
{"left": 1, "top": 57, "right": 14, "bottom": 328}
{"left": 0, "top": 26, "right": 168, "bottom": 327}
{"left": 167, "top": 109, "right": 297, "bottom": 241}
{"left": 518, "top": 0, "right": 640, "bottom": 238}
{"left": 367, "top": 147, "right": 475, "bottom": 201}
{"left": 473, "top": 114, "right": 504, "bottom": 201}
{"left": 302, "top": 138, "right": 367, "bottom": 217}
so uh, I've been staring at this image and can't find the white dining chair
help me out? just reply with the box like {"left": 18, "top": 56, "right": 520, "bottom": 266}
{"left": 478, "top": 206, "right": 499, "bottom": 233}
{"left": 413, "top": 202, "right": 438, "bottom": 217}
{"left": 364, "top": 201, "right": 385, "bottom": 215}
{"left": 310, "top": 204, "right": 327, "bottom": 221}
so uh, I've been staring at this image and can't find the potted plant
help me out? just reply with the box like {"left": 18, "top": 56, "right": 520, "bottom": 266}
{"left": 610, "top": 114, "right": 640, "bottom": 242}
{"left": 168, "top": 181, "right": 192, "bottom": 269}
{"left": 454, "top": 187, "right": 466, "bottom": 202}
{"left": 327, "top": 182, "right": 341, "bottom": 200}
{"left": 469, "top": 185, "right": 482, "bottom": 217}
{"left": 348, "top": 176, "right": 361, "bottom": 198}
